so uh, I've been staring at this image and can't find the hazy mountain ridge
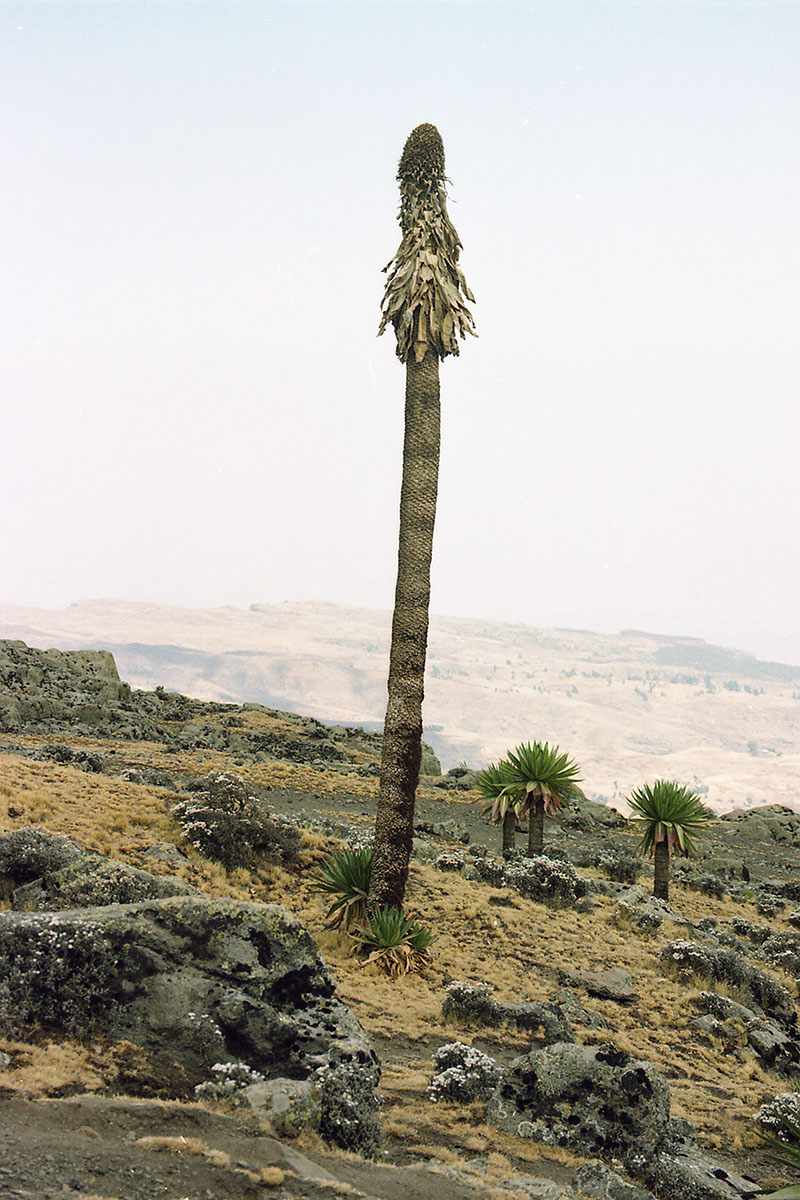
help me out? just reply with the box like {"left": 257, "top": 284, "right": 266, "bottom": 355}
{"left": 1, "top": 599, "right": 799, "bottom": 814}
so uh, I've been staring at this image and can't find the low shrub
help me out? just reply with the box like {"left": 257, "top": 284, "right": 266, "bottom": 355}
{"left": 0, "top": 915, "right": 117, "bottom": 1035}
{"left": 427, "top": 1041, "right": 501, "bottom": 1103}
{"left": 505, "top": 855, "right": 586, "bottom": 906}
{"left": 171, "top": 772, "right": 300, "bottom": 869}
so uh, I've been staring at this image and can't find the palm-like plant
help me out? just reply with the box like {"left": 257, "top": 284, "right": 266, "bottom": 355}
{"left": 626, "top": 779, "right": 712, "bottom": 901}
{"left": 475, "top": 758, "right": 520, "bottom": 856}
{"left": 369, "top": 123, "right": 475, "bottom": 913}
{"left": 354, "top": 906, "right": 434, "bottom": 976}
{"left": 505, "top": 741, "right": 583, "bottom": 856}
{"left": 308, "top": 846, "right": 373, "bottom": 930}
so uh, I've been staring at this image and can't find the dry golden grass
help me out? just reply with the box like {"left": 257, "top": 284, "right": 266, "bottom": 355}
{"left": 134, "top": 1135, "right": 231, "bottom": 1167}
{"left": 0, "top": 1037, "right": 116, "bottom": 1095}
{"left": 0, "top": 733, "right": 794, "bottom": 1173}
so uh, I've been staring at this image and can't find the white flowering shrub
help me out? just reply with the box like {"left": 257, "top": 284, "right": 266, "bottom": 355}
{"left": 315, "top": 1052, "right": 382, "bottom": 1156}
{"left": 428, "top": 1042, "right": 500, "bottom": 1103}
{"left": 194, "top": 1060, "right": 266, "bottom": 1103}
{"left": 442, "top": 980, "right": 503, "bottom": 1026}
{"left": 755, "top": 1093, "right": 800, "bottom": 1143}
{"left": 505, "top": 855, "right": 586, "bottom": 905}
{"left": 434, "top": 852, "right": 466, "bottom": 873}
{"left": 171, "top": 772, "right": 300, "bottom": 868}
{"left": 0, "top": 915, "right": 116, "bottom": 1034}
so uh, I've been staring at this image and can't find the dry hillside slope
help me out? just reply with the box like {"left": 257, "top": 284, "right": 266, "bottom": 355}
{"left": 1, "top": 598, "right": 799, "bottom": 813}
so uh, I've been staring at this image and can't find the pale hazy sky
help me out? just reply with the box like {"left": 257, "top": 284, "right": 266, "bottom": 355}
{"left": 3, "top": 1, "right": 799, "bottom": 664}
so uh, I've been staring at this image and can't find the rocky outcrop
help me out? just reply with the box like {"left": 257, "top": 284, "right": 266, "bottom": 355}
{"left": 0, "top": 895, "right": 381, "bottom": 1153}
{"left": 0, "top": 827, "right": 198, "bottom": 910}
{"left": 718, "top": 805, "right": 800, "bottom": 847}
{"left": 662, "top": 940, "right": 797, "bottom": 1026}
{"left": 0, "top": 640, "right": 160, "bottom": 740}
{"left": 487, "top": 1043, "right": 671, "bottom": 1162}
{"left": 691, "top": 991, "right": 800, "bottom": 1075}
{"left": 442, "top": 981, "right": 576, "bottom": 1042}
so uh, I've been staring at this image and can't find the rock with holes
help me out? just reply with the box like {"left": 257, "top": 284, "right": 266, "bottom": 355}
{"left": 0, "top": 896, "right": 380, "bottom": 1153}
{"left": 486, "top": 1042, "right": 671, "bottom": 1165}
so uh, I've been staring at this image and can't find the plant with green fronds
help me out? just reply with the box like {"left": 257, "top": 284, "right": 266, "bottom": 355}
{"left": 755, "top": 1101, "right": 800, "bottom": 1199}
{"left": 353, "top": 906, "right": 433, "bottom": 976}
{"left": 369, "top": 122, "right": 476, "bottom": 916}
{"left": 475, "top": 758, "right": 520, "bottom": 856}
{"left": 626, "top": 779, "right": 713, "bottom": 901}
{"left": 504, "top": 741, "right": 583, "bottom": 856}
{"left": 308, "top": 846, "right": 373, "bottom": 930}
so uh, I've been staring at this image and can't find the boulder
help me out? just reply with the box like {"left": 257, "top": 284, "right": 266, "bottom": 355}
{"left": 0, "top": 827, "right": 197, "bottom": 911}
{"left": 442, "top": 981, "right": 574, "bottom": 1043}
{"left": 614, "top": 885, "right": 689, "bottom": 933}
{"left": 694, "top": 991, "right": 800, "bottom": 1074}
{"left": 0, "top": 896, "right": 381, "bottom": 1153}
{"left": 641, "top": 1144, "right": 760, "bottom": 1200}
{"left": 487, "top": 1042, "right": 671, "bottom": 1164}
{"left": 559, "top": 966, "right": 638, "bottom": 1003}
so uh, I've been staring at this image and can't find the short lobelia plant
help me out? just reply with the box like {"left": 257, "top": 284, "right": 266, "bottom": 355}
{"left": 626, "top": 779, "right": 713, "bottom": 902}
{"left": 353, "top": 906, "right": 433, "bottom": 976}
{"left": 308, "top": 845, "right": 373, "bottom": 930}
{"left": 755, "top": 1094, "right": 800, "bottom": 1199}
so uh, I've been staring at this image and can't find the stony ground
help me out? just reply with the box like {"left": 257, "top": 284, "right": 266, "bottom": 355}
{"left": 0, "top": 675, "right": 798, "bottom": 1200}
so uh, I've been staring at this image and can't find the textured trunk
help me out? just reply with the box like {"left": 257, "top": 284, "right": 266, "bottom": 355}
{"left": 369, "top": 349, "right": 440, "bottom": 912}
{"left": 502, "top": 808, "right": 517, "bottom": 857}
{"left": 527, "top": 795, "right": 545, "bottom": 856}
{"left": 653, "top": 839, "right": 670, "bottom": 900}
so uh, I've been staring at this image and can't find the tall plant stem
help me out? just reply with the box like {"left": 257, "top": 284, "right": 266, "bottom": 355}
{"left": 370, "top": 349, "right": 440, "bottom": 910}
{"left": 653, "top": 839, "right": 671, "bottom": 900}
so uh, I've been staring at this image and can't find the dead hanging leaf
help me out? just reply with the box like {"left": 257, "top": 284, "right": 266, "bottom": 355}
{"left": 379, "top": 173, "right": 476, "bottom": 363}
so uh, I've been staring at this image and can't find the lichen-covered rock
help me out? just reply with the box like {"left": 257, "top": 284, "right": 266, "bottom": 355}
{"left": 641, "top": 1144, "right": 760, "bottom": 1200}
{"left": 559, "top": 966, "right": 638, "bottom": 1004}
{"left": 0, "top": 827, "right": 197, "bottom": 911}
{"left": 694, "top": 991, "right": 800, "bottom": 1074}
{"left": 487, "top": 1042, "right": 671, "bottom": 1164}
{"left": 13, "top": 856, "right": 200, "bottom": 911}
{"left": 0, "top": 896, "right": 380, "bottom": 1153}
{"left": 442, "top": 981, "right": 574, "bottom": 1042}
{"left": 614, "top": 886, "right": 688, "bottom": 933}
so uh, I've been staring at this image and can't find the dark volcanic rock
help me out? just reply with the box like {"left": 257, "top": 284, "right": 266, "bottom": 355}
{"left": 487, "top": 1042, "right": 671, "bottom": 1163}
{"left": 0, "top": 895, "right": 381, "bottom": 1153}
{"left": 0, "top": 827, "right": 198, "bottom": 910}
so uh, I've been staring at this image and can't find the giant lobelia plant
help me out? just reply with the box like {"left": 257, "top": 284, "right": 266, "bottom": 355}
{"left": 369, "top": 124, "right": 476, "bottom": 912}
{"left": 626, "top": 779, "right": 712, "bottom": 901}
